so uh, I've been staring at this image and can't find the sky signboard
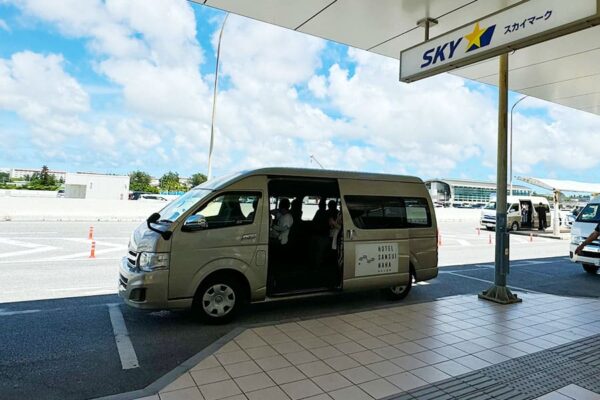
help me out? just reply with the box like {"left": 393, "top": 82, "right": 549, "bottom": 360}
{"left": 400, "top": 0, "right": 599, "bottom": 82}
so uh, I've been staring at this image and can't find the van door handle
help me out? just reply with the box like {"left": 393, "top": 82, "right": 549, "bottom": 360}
{"left": 241, "top": 233, "right": 257, "bottom": 241}
{"left": 346, "top": 229, "right": 355, "bottom": 240}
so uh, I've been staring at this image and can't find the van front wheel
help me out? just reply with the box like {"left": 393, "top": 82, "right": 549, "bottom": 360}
{"left": 384, "top": 273, "right": 413, "bottom": 300}
{"left": 194, "top": 277, "right": 242, "bottom": 324}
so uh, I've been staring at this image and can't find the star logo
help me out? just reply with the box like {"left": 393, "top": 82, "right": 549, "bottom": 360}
{"left": 464, "top": 22, "right": 496, "bottom": 52}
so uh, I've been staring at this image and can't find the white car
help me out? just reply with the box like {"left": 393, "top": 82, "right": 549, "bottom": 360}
{"left": 138, "top": 194, "right": 168, "bottom": 202}
{"left": 570, "top": 197, "right": 600, "bottom": 274}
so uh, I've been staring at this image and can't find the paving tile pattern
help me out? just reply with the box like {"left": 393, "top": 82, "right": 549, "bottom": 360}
{"left": 386, "top": 333, "right": 600, "bottom": 399}
{"left": 141, "top": 294, "right": 600, "bottom": 400}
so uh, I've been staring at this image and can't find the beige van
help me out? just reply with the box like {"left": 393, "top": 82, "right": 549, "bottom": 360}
{"left": 119, "top": 168, "right": 438, "bottom": 322}
{"left": 480, "top": 195, "right": 551, "bottom": 231}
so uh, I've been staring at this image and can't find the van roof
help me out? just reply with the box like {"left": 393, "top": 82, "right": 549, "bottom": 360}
{"left": 200, "top": 168, "right": 423, "bottom": 190}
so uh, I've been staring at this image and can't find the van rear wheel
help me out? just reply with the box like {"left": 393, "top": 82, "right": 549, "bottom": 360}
{"left": 510, "top": 221, "right": 519, "bottom": 232}
{"left": 582, "top": 264, "right": 599, "bottom": 275}
{"left": 384, "top": 272, "right": 413, "bottom": 300}
{"left": 194, "top": 276, "right": 242, "bottom": 324}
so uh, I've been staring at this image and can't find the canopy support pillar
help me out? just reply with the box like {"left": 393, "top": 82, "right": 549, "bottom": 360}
{"left": 479, "top": 53, "right": 521, "bottom": 305}
{"left": 553, "top": 190, "right": 561, "bottom": 236}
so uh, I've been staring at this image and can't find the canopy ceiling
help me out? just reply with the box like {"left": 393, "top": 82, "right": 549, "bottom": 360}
{"left": 196, "top": 0, "right": 600, "bottom": 116}
{"left": 517, "top": 177, "right": 600, "bottom": 193}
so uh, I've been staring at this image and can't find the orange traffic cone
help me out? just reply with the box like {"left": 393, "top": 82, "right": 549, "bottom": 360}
{"left": 89, "top": 241, "right": 96, "bottom": 258}
{"left": 88, "top": 226, "right": 94, "bottom": 240}
{"left": 488, "top": 234, "right": 492, "bottom": 245}
{"left": 476, "top": 227, "right": 480, "bottom": 236}
{"left": 438, "top": 231, "right": 442, "bottom": 246}
{"left": 529, "top": 233, "right": 533, "bottom": 242}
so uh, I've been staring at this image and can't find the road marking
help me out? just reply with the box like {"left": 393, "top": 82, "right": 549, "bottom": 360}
{"left": 441, "top": 271, "right": 543, "bottom": 294}
{"left": 0, "top": 257, "right": 121, "bottom": 264}
{"left": 0, "top": 308, "right": 41, "bottom": 316}
{"left": 0, "top": 237, "right": 48, "bottom": 248}
{"left": 0, "top": 246, "right": 57, "bottom": 259}
{"left": 108, "top": 304, "right": 139, "bottom": 370}
{"left": 48, "top": 286, "right": 111, "bottom": 292}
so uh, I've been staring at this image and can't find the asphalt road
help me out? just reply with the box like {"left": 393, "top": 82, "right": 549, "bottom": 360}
{"left": 0, "top": 221, "right": 596, "bottom": 400}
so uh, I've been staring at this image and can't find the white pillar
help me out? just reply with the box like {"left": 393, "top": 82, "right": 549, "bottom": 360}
{"left": 553, "top": 190, "right": 560, "bottom": 236}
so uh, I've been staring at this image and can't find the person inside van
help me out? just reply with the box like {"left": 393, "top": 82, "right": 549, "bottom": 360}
{"left": 291, "top": 198, "right": 303, "bottom": 222}
{"left": 311, "top": 198, "right": 331, "bottom": 269}
{"left": 327, "top": 200, "right": 342, "bottom": 249}
{"left": 270, "top": 198, "right": 294, "bottom": 245}
{"left": 246, "top": 198, "right": 259, "bottom": 222}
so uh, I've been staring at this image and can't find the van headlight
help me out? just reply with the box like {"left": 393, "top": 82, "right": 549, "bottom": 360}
{"left": 571, "top": 236, "right": 584, "bottom": 245}
{"left": 138, "top": 252, "right": 169, "bottom": 272}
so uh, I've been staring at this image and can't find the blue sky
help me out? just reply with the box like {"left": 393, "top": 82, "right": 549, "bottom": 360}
{"left": 1, "top": 0, "right": 599, "bottom": 187}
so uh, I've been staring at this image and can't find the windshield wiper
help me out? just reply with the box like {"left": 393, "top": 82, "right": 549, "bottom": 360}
{"left": 158, "top": 219, "right": 173, "bottom": 223}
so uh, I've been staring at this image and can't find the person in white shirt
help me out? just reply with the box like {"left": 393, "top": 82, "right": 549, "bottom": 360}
{"left": 270, "top": 198, "right": 294, "bottom": 245}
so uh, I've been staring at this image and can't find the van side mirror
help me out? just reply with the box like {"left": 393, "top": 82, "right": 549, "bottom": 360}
{"left": 182, "top": 214, "right": 208, "bottom": 231}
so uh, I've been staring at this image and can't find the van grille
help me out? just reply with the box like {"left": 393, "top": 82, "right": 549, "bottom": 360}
{"left": 127, "top": 251, "right": 138, "bottom": 269}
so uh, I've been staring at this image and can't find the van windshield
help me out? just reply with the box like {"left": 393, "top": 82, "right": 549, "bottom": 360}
{"left": 483, "top": 202, "right": 515, "bottom": 212}
{"left": 484, "top": 202, "right": 496, "bottom": 210}
{"left": 157, "top": 189, "right": 212, "bottom": 222}
{"left": 576, "top": 204, "right": 600, "bottom": 223}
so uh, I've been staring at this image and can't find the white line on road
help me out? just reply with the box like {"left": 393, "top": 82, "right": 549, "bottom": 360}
{"left": 108, "top": 304, "right": 139, "bottom": 370}
{"left": 0, "top": 308, "right": 41, "bottom": 316}
{"left": 0, "top": 237, "right": 47, "bottom": 248}
{"left": 0, "top": 245, "right": 57, "bottom": 259}
{"left": 48, "top": 286, "right": 111, "bottom": 292}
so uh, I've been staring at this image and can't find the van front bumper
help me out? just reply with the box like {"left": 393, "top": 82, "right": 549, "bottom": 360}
{"left": 569, "top": 244, "right": 600, "bottom": 266}
{"left": 118, "top": 257, "right": 169, "bottom": 309}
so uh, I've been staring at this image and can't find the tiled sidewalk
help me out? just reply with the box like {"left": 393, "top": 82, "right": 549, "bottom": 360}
{"left": 131, "top": 293, "right": 600, "bottom": 400}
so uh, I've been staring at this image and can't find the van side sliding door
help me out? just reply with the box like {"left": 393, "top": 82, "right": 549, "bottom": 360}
{"left": 338, "top": 179, "right": 411, "bottom": 291}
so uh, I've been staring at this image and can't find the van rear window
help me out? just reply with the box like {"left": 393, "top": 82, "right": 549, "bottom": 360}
{"left": 344, "top": 196, "right": 431, "bottom": 229}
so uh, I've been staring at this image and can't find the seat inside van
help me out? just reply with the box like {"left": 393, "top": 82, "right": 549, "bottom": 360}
{"left": 267, "top": 178, "right": 342, "bottom": 296}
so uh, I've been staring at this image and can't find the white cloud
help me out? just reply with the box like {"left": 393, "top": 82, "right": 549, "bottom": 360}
{"left": 0, "top": 51, "right": 89, "bottom": 144}
{"left": 0, "top": 18, "right": 10, "bottom": 31}
{"left": 10, "top": 0, "right": 210, "bottom": 121}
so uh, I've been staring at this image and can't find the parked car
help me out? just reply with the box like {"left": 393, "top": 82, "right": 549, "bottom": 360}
{"left": 570, "top": 196, "right": 600, "bottom": 274}
{"left": 138, "top": 194, "right": 168, "bottom": 202}
{"left": 56, "top": 189, "right": 65, "bottom": 198}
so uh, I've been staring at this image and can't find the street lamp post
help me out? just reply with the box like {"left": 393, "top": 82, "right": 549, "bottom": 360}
{"left": 509, "top": 95, "right": 528, "bottom": 195}
{"left": 207, "top": 13, "right": 229, "bottom": 181}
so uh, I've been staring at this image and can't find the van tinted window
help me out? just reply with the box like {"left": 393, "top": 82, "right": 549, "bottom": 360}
{"left": 345, "top": 196, "right": 431, "bottom": 229}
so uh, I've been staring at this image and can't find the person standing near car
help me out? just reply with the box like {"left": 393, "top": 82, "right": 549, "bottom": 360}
{"left": 574, "top": 223, "right": 600, "bottom": 255}
{"left": 537, "top": 202, "right": 547, "bottom": 231}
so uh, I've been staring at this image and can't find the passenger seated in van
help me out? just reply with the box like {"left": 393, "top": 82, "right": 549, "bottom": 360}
{"left": 327, "top": 200, "right": 342, "bottom": 249}
{"left": 270, "top": 198, "right": 294, "bottom": 245}
{"left": 247, "top": 199, "right": 258, "bottom": 222}
{"left": 291, "top": 198, "right": 303, "bottom": 222}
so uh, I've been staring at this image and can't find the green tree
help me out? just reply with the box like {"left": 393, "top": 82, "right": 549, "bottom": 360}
{"left": 159, "top": 171, "right": 182, "bottom": 192}
{"left": 190, "top": 173, "right": 207, "bottom": 187}
{"left": 0, "top": 172, "right": 8, "bottom": 184}
{"left": 129, "top": 170, "right": 153, "bottom": 192}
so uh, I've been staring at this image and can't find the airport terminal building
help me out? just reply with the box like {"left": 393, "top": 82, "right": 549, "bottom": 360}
{"left": 425, "top": 179, "right": 532, "bottom": 207}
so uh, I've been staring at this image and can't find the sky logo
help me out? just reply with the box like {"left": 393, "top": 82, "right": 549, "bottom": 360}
{"left": 420, "top": 22, "right": 497, "bottom": 68}
{"left": 464, "top": 22, "right": 496, "bottom": 52}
